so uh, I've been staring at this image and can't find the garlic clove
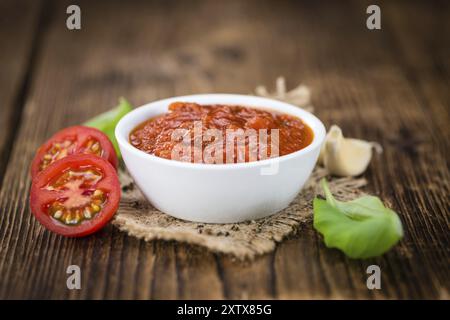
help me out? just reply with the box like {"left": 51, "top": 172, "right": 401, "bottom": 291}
{"left": 255, "top": 77, "right": 314, "bottom": 112}
{"left": 319, "top": 125, "right": 382, "bottom": 177}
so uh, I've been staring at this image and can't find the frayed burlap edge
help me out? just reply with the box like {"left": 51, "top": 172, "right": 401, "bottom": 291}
{"left": 113, "top": 168, "right": 367, "bottom": 260}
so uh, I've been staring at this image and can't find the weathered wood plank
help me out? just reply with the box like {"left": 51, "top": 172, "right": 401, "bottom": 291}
{"left": 382, "top": 0, "right": 450, "bottom": 297}
{"left": 266, "top": 0, "right": 449, "bottom": 299}
{"left": 0, "top": 0, "right": 228, "bottom": 300}
{"left": 0, "top": 0, "right": 43, "bottom": 183}
{"left": 175, "top": 245, "right": 224, "bottom": 299}
{"left": 0, "top": 0, "right": 447, "bottom": 299}
{"left": 217, "top": 255, "right": 276, "bottom": 299}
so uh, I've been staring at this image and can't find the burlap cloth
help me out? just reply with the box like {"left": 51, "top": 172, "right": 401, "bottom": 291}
{"left": 112, "top": 78, "right": 367, "bottom": 259}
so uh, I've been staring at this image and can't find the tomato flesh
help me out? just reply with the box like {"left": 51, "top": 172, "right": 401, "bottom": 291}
{"left": 45, "top": 168, "right": 106, "bottom": 225}
{"left": 31, "top": 126, "right": 118, "bottom": 179}
{"left": 39, "top": 138, "right": 77, "bottom": 172}
{"left": 30, "top": 154, "right": 120, "bottom": 237}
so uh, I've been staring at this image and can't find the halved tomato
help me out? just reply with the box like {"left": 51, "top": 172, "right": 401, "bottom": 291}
{"left": 30, "top": 126, "right": 118, "bottom": 179}
{"left": 30, "top": 154, "right": 121, "bottom": 237}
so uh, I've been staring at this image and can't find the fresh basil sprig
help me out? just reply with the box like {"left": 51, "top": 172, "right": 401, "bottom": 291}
{"left": 84, "top": 98, "right": 133, "bottom": 158}
{"left": 313, "top": 179, "right": 403, "bottom": 259}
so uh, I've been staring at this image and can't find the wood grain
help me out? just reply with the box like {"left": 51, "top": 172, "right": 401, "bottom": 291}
{"left": 0, "top": 0, "right": 43, "bottom": 183}
{"left": 0, "top": 0, "right": 448, "bottom": 299}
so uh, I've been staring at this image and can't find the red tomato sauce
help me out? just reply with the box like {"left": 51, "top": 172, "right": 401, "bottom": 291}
{"left": 129, "top": 102, "right": 314, "bottom": 164}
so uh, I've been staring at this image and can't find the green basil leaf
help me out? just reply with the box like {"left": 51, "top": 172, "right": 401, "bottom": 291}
{"left": 84, "top": 98, "right": 133, "bottom": 158}
{"left": 313, "top": 179, "right": 403, "bottom": 259}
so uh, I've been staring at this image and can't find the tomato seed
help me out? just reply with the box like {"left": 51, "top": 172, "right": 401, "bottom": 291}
{"left": 53, "top": 210, "right": 63, "bottom": 219}
{"left": 91, "top": 142, "right": 100, "bottom": 152}
{"left": 84, "top": 208, "right": 92, "bottom": 219}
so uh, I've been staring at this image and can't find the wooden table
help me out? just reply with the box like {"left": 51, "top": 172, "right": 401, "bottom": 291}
{"left": 0, "top": 0, "right": 448, "bottom": 299}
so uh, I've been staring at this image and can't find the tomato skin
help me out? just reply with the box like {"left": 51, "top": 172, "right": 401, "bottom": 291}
{"left": 30, "top": 126, "right": 118, "bottom": 179}
{"left": 30, "top": 154, "right": 121, "bottom": 237}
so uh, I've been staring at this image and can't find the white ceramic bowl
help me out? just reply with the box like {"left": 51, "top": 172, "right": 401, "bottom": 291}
{"left": 116, "top": 94, "right": 325, "bottom": 223}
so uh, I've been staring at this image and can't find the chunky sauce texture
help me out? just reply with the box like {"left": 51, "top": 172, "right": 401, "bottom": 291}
{"left": 130, "top": 102, "right": 314, "bottom": 164}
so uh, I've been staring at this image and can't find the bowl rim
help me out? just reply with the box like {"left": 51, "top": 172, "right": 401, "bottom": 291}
{"left": 116, "top": 93, "right": 326, "bottom": 170}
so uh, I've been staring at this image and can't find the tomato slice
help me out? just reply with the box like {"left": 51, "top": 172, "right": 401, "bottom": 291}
{"left": 30, "top": 126, "right": 118, "bottom": 179}
{"left": 30, "top": 154, "right": 121, "bottom": 237}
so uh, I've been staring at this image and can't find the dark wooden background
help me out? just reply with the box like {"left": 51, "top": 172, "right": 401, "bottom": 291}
{"left": 0, "top": 0, "right": 448, "bottom": 299}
